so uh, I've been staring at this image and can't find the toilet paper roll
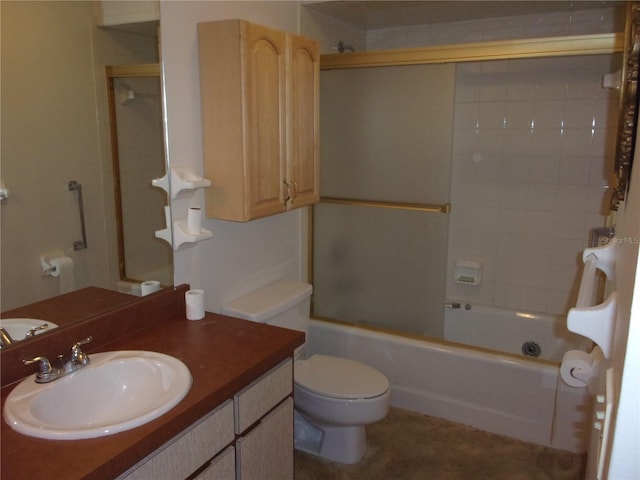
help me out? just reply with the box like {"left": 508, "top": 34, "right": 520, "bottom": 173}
{"left": 185, "top": 289, "right": 205, "bottom": 320}
{"left": 141, "top": 280, "right": 161, "bottom": 296}
{"left": 187, "top": 207, "right": 203, "bottom": 235}
{"left": 560, "top": 349, "right": 594, "bottom": 388}
{"left": 49, "top": 256, "right": 75, "bottom": 294}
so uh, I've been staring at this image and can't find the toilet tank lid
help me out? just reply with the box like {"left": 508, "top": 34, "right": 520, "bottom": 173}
{"left": 221, "top": 280, "right": 312, "bottom": 323}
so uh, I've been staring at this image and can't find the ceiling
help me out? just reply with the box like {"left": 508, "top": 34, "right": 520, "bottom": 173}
{"left": 303, "top": 1, "right": 626, "bottom": 29}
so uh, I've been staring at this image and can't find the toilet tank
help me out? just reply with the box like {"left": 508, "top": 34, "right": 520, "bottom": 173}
{"left": 221, "top": 280, "right": 312, "bottom": 334}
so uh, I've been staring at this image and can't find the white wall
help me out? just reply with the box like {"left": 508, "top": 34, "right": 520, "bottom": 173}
{"left": 604, "top": 129, "right": 640, "bottom": 479}
{"left": 159, "top": 1, "right": 308, "bottom": 313}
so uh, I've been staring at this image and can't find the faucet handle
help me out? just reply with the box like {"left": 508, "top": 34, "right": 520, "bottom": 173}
{"left": 25, "top": 323, "right": 49, "bottom": 338}
{"left": 71, "top": 336, "right": 92, "bottom": 365}
{"left": 23, "top": 356, "right": 54, "bottom": 383}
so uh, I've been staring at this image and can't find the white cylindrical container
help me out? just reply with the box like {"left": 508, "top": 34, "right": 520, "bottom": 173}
{"left": 141, "top": 280, "right": 161, "bottom": 296}
{"left": 187, "top": 207, "right": 203, "bottom": 235}
{"left": 185, "top": 289, "right": 205, "bottom": 320}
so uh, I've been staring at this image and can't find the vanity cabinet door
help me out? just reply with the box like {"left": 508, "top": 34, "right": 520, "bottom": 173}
{"left": 234, "top": 358, "right": 294, "bottom": 480}
{"left": 198, "top": 19, "right": 319, "bottom": 222}
{"left": 236, "top": 397, "right": 294, "bottom": 480}
{"left": 119, "top": 401, "right": 234, "bottom": 480}
{"left": 194, "top": 446, "right": 236, "bottom": 480}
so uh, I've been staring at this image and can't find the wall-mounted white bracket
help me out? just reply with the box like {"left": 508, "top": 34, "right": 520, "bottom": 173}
{"left": 567, "top": 291, "right": 618, "bottom": 359}
{"left": 582, "top": 240, "right": 616, "bottom": 280}
{"left": 152, "top": 167, "right": 211, "bottom": 200}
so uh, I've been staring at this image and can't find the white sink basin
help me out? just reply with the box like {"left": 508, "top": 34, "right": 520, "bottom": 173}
{"left": 0, "top": 318, "right": 58, "bottom": 340}
{"left": 3, "top": 350, "right": 192, "bottom": 440}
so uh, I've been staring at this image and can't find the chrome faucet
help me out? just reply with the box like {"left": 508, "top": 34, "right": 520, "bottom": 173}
{"left": 0, "top": 326, "right": 14, "bottom": 349}
{"left": 25, "top": 323, "right": 49, "bottom": 338}
{"left": 23, "top": 336, "right": 92, "bottom": 383}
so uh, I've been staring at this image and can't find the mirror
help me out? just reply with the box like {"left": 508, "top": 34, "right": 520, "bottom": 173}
{"left": 0, "top": 1, "right": 172, "bottom": 344}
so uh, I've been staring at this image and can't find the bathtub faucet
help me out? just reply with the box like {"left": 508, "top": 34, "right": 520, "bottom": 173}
{"left": 445, "top": 302, "right": 472, "bottom": 310}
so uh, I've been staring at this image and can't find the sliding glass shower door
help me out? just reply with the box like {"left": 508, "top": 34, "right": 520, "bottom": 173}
{"left": 313, "top": 64, "right": 454, "bottom": 337}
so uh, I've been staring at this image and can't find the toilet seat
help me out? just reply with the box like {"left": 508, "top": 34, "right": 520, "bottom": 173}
{"left": 295, "top": 354, "right": 389, "bottom": 400}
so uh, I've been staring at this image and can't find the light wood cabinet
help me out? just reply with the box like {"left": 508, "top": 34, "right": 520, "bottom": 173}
{"left": 198, "top": 19, "right": 319, "bottom": 222}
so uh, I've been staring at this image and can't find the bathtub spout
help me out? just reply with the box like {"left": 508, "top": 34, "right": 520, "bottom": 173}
{"left": 445, "top": 302, "right": 461, "bottom": 309}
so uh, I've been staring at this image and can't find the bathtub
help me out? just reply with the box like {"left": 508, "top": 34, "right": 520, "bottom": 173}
{"left": 307, "top": 307, "right": 593, "bottom": 453}
{"left": 443, "top": 303, "right": 592, "bottom": 362}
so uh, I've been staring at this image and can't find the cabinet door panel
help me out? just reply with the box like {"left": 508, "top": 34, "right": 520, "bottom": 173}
{"left": 234, "top": 358, "right": 292, "bottom": 433}
{"left": 287, "top": 34, "right": 319, "bottom": 209}
{"left": 195, "top": 446, "right": 235, "bottom": 480}
{"left": 120, "top": 401, "right": 234, "bottom": 480}
{"left": 245, "top": 24, "right": 287, "bottom": 219}
{"left": 236, "top": 398, "right": 294, "bottom": 480}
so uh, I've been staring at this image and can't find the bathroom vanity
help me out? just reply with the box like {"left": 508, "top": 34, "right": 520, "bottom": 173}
{"left": 0, "top": 286, "right": 304, "bottom": 479}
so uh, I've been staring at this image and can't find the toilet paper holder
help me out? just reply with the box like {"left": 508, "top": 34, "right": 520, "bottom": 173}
{"left": 40, "top": 254, "right": 64, "bottom": 277}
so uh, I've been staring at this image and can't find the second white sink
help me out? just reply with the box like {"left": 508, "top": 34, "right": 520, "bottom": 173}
{"left": 0, "top": 318, "right": 58, "bottom": 340}
{"left": 3, "top": 350, "right": 192, "bottom": 440}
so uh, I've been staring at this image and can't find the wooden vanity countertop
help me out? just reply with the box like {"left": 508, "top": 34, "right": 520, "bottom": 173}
{"left": 1, "top": 309, "right": 304, "bottom": 480}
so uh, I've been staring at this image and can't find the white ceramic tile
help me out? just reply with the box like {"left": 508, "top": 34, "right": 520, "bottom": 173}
{"left": 527, "top": 184, "right": 559, "bottom": 210}
{"left": 525, "top": 210, "right": 556, "bottom": 235}
{"left": 532, "top": 100, "right": 564, "bottom": 129}
{"left": 505, "top": 101, "right": 534, "bottom": 129}
{"left": 554, "top": 211, "right": 586, "bottom": 239}
{"left": 492, "top": 283, "right": 522, "bottom": 310}
{"left": 589, "top": 155, "right": 612, "bottom": 186}
{"left": 561, "top": 128, "right": 595, "bottom": 156}
{"left": 558, "top": 156, "right": 591, "bottom": 185}
{"left": 500, "top": 182, "right": 530, "bottom": 209}
{"left": 563, "top": 99, "right": 596, "bottom": 129}
{"left": 496, "top": 233, "right": 526, "bottom": 260}
{"left": 478, "top": 102, "right": 506, "bottom": 129}
{"left": 557, "top": 185, "right": 589, "bottom": 212}
{"left": 495, "top": 259, "right": 524, "bottom": 284}
{"left": 530, "top": 129, "right": 563, "bottom": 156}
{"left": 529, "top": 156, "right": 560, "bottom": 184}
{"left": 591, "top": 128, "right": 617, "bottom": 158}
{"left": 521, "top": 261, "right": 551, "bottom": 289}
{"left": 474, "top": 181, "right": 503, "bottom": 208}
{"left": 476, "top": 131, "right": 505, "bottom": 156}
{"left": 503, "top": 129, "right": 533, "bottom": 155}
{"left": 520, "top": 286, "right": 552, "bottom": 313}
{"left": 502, "top": 155, "right": 531, "bottom": 183}
{"left": 550, "top": 237, "right": 584, "bottom": 266}
{"left": 499, "top": 209, "right": 527, "bottom": 235}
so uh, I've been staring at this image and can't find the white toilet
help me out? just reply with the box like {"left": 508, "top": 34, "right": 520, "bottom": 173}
{"left": 222, "top": 280, "right": 390, "bottom": 464}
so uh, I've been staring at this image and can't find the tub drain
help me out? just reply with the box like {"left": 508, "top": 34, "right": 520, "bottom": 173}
{"left": 522, "top": 341, "right": 541, "bottom": 358}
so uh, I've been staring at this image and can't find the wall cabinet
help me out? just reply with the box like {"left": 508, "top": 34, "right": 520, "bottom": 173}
{"left": 198, "top": 19, "right": 319, "bottom": 222}
{"left": 118, "top": 359, "right": 293, "bottom": 480}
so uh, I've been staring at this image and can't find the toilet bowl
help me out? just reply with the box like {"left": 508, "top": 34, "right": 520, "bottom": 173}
{"left": 221, "top": 280, "right": 391, "bottom": 464}
{"left": 293, "top": 354, "right": 390, "bottom": 464}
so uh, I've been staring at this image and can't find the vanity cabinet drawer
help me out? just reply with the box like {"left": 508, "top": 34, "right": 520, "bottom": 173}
{"left": 194, "top": 446, "right": 236, "bottom": 480}
{"left": 236, "top": 397, "right": 294, "bottom": 480}
{"left": 234, "top": 358, "right": 293, "bottom": 434}
{"left": 121, "top": 400, "right": 234, "bottom": 480}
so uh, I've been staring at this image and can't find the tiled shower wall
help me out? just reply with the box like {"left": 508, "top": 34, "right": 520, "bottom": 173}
{"left": 366, "top": 7, "right": 623, "bottom": 315}
{"left": 448, "top": 55, "right": 620, "bottom": 315}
